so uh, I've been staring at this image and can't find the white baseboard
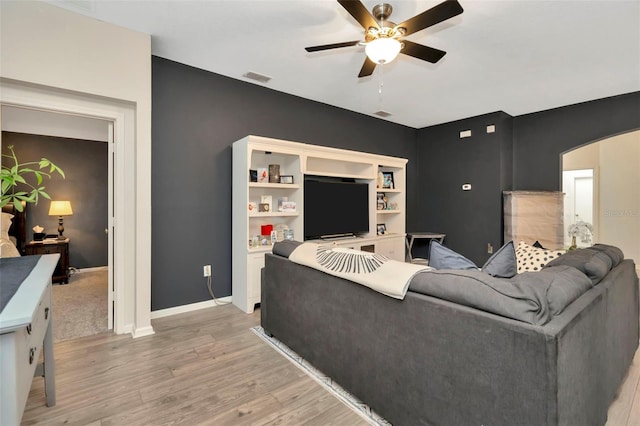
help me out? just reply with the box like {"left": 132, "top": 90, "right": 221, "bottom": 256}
{"left": 131, "top": 325, "right": 155, "bottom": 339}
{"left": 74, "top": 266, "right": 108, "bottom": 273}
{"left": 150, "top": 297, "right": 233, "bottom": 319}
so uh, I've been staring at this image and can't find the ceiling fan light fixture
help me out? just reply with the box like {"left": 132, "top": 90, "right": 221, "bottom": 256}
{"left": 365, "top": 37, "right": 401, "bottom": 64}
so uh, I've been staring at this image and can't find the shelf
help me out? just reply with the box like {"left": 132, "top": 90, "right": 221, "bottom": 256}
{"left": 249, "top": 212, "right": 299, "bottom": 218}
{"left": 376, "top": 188, "right": 401, "bottom": 193}
{"left": 376, "top": 209, "right": 402, "bottom": 214}
{"left": 249, "top": 182, "right": 300, "bottom": 189}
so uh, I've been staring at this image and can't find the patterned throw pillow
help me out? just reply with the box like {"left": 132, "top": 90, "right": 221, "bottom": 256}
{"left": 515, "top": 241, "right": 564, "bottom": 273}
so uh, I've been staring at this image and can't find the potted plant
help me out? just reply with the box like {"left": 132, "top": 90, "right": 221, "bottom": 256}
{"left": 1, "top": 145, "right": 65, "bottom": 211}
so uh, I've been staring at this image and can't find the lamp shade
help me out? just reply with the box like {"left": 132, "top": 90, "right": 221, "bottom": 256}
{"left": 365, "top": 38, "right": 402, "bottom": 64}
{"left": 49, "top": 201, "right": 73, "bottom": 216}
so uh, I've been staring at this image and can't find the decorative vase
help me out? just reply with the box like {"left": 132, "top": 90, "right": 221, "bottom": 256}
{"left": 569, "top": 235, "right": 577, "bottom": 250}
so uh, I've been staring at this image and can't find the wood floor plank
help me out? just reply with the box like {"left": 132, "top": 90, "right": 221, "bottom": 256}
{"left": 21, "top": 304, "right": 640, "bottom": 426}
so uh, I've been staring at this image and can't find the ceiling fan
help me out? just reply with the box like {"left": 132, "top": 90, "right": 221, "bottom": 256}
{"left": 305, "top": 0, "right": 464, "bottom": 78}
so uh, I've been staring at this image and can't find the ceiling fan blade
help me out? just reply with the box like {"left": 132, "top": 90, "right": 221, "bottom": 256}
{"left": 358, "top": 57, "right": 376, "bottom": 78}
{"left": 401, "top": 40, "right": 446, "bottom": 63}
{"left": 396, "top": 0, "right": 463, "bottom": 36}
{"left": 338, "top": 0, "right": 380, "bottom": 30}
{"left": 305, "top": 40, "right": 360, "bottom": 52}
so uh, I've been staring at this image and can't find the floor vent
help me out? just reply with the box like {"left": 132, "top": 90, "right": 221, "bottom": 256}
{"left": 373, "top": 110, "right": 392, "bottom": 118}
{"left": 243, "top": 72, "right": 272, "bottom": 83}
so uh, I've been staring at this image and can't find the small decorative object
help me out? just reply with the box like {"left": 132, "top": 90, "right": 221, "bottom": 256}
{"left": 249, "top": 169, "right": 258, "bottom": 182}
{"left": 257, "top": 167, "right": 268, "bottom": 183}
{"left": 377, "top": 223, "right": 387, "bottom": 235}
{"left": 277, "top": 196, "right": 288, "bottom": 211}
{"left": 260, "top": 195, "right": 272, "bottom": 211}
{"left": 377, "top": 170, "right": 384, "bottom": 189}
{"left": 568, "top": 219, "right": 593, "bottom": 250}
{"left": 281, "top": 201, "right": 296, "bottom": 212}
{"left": 268, "top": 164, "right": 280, "bottom": 183}
{"left": 270, "top": 230, "right": 278, "bottom": 244}
{"left": 261, "top": 224, "right": 273, "bottom": 236}
{"left": 248, "top": 201, "right": 258, "bottom": 212}
{"left": 33, "top": 225, "right": 46, "bottom": 241}
{"left": 258, "top": 203, "right": 270, "bottom": 212}
{"left": 388, "top": 201, "right": 398, "bottom": 210}
{"left": 376, "top": 193, "right": 386, "bottom": 210}
{"left": 381, "top": 172, "right": 394, "bottom": 189}
{"left": 283, "top": 229, "right": 294, "bottom": 240}
{"left": 274, "top": 224, "right": 288, "bottom": 241}
{"left": 280, "top": 175, "right": 294, "bottom": 184}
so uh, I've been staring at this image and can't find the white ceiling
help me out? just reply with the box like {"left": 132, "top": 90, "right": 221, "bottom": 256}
{"left": 50, "top": 0, "right": 640, "bottom": 129}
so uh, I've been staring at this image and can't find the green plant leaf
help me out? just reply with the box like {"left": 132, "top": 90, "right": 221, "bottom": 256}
{"left": 13, "top": 200, "right": 24, "bottom": 212}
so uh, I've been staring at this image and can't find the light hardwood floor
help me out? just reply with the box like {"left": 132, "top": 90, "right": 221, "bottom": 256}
{"left": 22, "top": 305, "right": 639, "bottom": 425}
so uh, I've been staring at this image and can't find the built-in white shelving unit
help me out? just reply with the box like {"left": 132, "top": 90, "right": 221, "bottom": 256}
{"left": 232, "top": 135, "right": 408, "bottom": 313}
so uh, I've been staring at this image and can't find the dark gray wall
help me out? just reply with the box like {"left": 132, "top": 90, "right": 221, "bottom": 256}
{"left": 2, "top": 132, "right": 108, "bottom": 268}
{"left": 512, "top": 92, "right": 640, "bottom": 190}
{"left": 409, "top": 92, "right": 639, "bottom": 265}
{"left": 412, "top": 112, "right": 513, "bottom": 265}
{"left": 151, "top": 56, "right": 417, "bottom": 311}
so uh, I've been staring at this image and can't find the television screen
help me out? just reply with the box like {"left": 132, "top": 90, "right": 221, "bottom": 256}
{"left": 304, "top": 178, "right": 369, "bottom": 240}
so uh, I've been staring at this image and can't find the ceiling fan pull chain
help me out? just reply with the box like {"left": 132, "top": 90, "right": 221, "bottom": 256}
{"left": 378, "top": 64, "right": 384, "bottom": 107}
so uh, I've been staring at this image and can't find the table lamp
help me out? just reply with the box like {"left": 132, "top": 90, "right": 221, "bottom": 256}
{"left": 49, "top": 201, "right": 73, "bottom": 239}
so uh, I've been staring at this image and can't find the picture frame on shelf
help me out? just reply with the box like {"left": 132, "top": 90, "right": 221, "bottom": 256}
{"left": 249, "top": 169, "right": 257, "bottom": 182}
{"left": 377, "top": 223, "right": 387, "bottom": 235}
{"left": 257, "top": 167, "right": 268, "bottom": 183}
{"left": 280, "top": 175, "right": 294, "bottom": 184}
{"left": 382, "top": 172, "right": 394, "bottom": 189}
{"left": 376, "top": 193, "right": 386, "bottom": 210}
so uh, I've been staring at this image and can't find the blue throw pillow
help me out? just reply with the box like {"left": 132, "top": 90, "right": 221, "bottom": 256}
{"left": 428, "top": 240, "right": 517, "bottom": 278}
{"left": 428, "top": 240, "right": 478, "bottom": 270}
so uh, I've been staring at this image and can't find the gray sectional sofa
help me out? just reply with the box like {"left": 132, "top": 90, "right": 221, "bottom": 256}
{"left": 261, "top": 241, "right": 639, "bottom": 426}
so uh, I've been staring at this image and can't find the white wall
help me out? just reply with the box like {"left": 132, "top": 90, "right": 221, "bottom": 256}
{"left": 598, "top": 131, "right": 640, "bottom": 266}
{"left": 563, "top": 130, "right": 640, "bottom": 266}
{"left": 1, "top": 1, "right": 153, "bottom": 336}
{"left": 2, "top": 106, "right": 109, "bottom": 142}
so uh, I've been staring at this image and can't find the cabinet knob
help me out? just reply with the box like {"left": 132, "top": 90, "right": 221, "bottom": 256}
{"left": 44, "top": 307, "right": 50, "bottom": 320}
{"left": 26, "top": 324, "right": 32, "bottom": 335}
{"left": 29, "top": 347, "right": 36, "bottom": 364}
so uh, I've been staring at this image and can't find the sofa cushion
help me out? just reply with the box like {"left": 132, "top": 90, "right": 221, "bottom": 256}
{"left": 545, "top": 248, "right": 612, "bottom": 285}
{"left": 428, "top": 240, "right": 516, "bottom": 278}
{"left": 272, "top": 240, "right": 303, "bottom": 258}
{"left": 515, "top": 241, "right": 564, "bottom": 273}
{"left": 589, "top": 244, "right": 624, "bottom": 267}
{"left": 408, "top": 263, "right": 592, "bottom": 325}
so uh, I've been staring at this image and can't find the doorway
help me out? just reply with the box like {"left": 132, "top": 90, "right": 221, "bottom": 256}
{"left": 1, "top": 106, "right": 114, "bottom": 334}
{"left": 562, "top": 169, "right": 594, "bottom": 248}
{"left": 1, "top": 78, "right": 154, "bottom": 337}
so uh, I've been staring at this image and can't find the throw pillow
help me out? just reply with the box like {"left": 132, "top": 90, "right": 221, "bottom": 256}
{"left": 482, "top": 241, "right": 517, "bottom": 278}
{"left": 1, "top": 212, "right": 13, "bottom": 241}
{"left": 515, "top": 241, "right": 564, "bottom": 273}
{"left": 0, "top": 237, "right": 21, "bottom": 258}
{"left": 428, "top": 240, "right": 517, "bottom": 278}
{"left": 532, "top": 240, "right": 545, "bottom": 249}
{"left": 428, "top": 240, "right": 477, "bottom": 270}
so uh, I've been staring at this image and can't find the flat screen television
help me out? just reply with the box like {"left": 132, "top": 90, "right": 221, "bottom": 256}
{"left": 304, "top": 177, "right": 369, "bottom": 240}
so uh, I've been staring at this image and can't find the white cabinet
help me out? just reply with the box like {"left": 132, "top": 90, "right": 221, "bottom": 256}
{"left": 232, "top": 135, "right": 407, "bottom": 313}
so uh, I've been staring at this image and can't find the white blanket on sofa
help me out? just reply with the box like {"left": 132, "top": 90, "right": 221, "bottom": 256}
{"left": 289, "top": 242, "right": 431, "bottom": 299}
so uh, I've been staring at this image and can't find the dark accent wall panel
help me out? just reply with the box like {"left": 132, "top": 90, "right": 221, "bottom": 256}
{"left": 2, "top": 132, "right": 108, "bottom": 268}
{"left": 412, "top": 112, "right": 513, "bottom": 265}
{"left": 513, "top": 92, "right": 640, "bottom": 190}
{"left": 151, "top": 56, "right": 416, "bottom": 311}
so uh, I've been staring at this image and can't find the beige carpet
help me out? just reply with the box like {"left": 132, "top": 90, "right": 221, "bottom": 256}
{"left": 52, "top": 269, "right": 108, "bottom": 342}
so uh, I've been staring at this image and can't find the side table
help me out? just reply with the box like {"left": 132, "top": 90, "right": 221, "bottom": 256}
{"left": 406, "top": 232, "right": 446, "bottom": 264}
{"left": 25, "top": 238, "right": 70, "bottom": 284}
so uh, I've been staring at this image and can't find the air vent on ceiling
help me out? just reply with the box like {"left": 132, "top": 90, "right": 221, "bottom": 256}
{"left": 243, "top": 72, "right": 272, "bottom": 84}
{"left": 373, "top": 110, "right": 392, "bottom": 118}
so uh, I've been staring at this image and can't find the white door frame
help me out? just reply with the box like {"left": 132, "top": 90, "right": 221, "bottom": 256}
{"left": 1, "top": 78, "right": 153, "bottom": 337}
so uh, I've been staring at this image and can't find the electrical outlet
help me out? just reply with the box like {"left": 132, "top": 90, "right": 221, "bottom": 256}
{"left": 203, "top": 265, "right": 211, "bottom": 277}
{"left": 487, "top": 243, "right": 493, "bottom": 254}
